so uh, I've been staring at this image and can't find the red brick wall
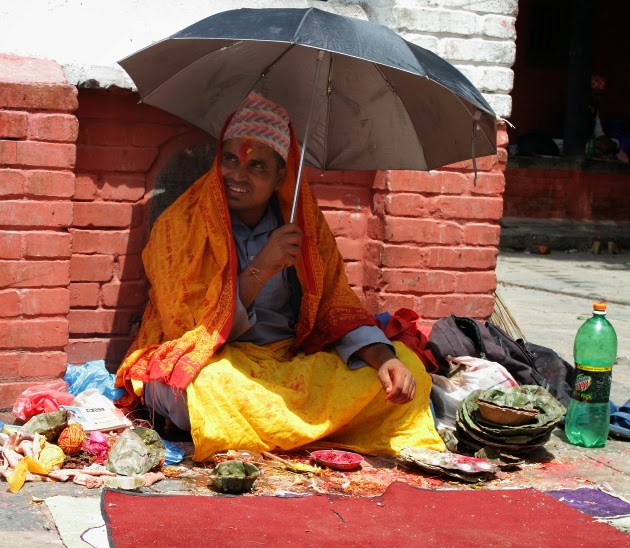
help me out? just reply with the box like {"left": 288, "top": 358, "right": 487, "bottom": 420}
{"left": 0, "top": 55, "right": 77, "bottom": 406}
{"left": 0, "top": 55, "right": 506, "bottom": 409}
{"left": 503, "top": 167, "right": 630, "bottom": 220}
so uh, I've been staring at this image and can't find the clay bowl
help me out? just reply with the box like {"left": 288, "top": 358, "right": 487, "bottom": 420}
{"left": 311, "top": 450, "right": 363, "bottom": 471}
{"left": 476, "top": 400, "right": 540, "bottom": 427}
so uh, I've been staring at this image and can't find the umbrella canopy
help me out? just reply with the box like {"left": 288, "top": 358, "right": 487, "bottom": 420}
{"left": 120, "top": 7, "right": 497, "bottom": 172}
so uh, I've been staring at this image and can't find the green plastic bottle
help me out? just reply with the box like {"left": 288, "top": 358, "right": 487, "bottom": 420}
{"left": 565, "top": 302, "right": 618, "bottom": 447}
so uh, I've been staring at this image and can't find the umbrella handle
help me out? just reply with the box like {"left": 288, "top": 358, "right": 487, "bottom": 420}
{"left": 290, "top": 50, "right": 325, "bottom": 224}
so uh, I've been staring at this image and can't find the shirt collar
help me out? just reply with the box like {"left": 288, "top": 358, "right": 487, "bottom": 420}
{"left": 230, "top": 205, "right": 279, "bottom": 238}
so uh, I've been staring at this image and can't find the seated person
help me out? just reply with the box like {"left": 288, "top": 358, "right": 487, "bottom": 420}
{"left": 116, "top": 92, "right": 444, "bottom": 461}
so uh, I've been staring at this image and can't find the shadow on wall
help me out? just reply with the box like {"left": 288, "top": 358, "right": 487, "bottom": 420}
{"left": 148, "top": 141, "right": 217, "bottom": 229}
{"left": 105, "top": 140, "right": 217, "bottom": 371}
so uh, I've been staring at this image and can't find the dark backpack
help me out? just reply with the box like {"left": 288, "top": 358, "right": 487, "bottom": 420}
{"left": 427, "top": 315, "right": 543, "bottom": 386}
{"left": 523, "top": 341, "right": 575, "bottom": 406}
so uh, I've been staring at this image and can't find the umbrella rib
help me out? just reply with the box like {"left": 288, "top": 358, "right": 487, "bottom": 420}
{"left": 372, "top": 63, "right": 428, "bottom": 169}
{"left": 321, "top": 55, "right": 333, "bottom": 172}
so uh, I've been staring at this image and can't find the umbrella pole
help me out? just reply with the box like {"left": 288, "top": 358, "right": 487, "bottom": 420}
{"left": 289, "top": 50, "right": 325, "bottom": 223}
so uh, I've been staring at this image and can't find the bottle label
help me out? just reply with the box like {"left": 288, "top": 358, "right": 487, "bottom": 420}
{"left": 572, "top": 364, "right": 612, "bottom": 403}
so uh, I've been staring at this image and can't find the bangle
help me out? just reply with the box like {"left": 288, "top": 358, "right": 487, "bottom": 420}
{"left": 247, "top": 266, "right": 265, "bottom": 285}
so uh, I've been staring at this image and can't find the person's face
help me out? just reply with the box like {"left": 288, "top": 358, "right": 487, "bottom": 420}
{"left": 221, "top": 137, "right": 286, "bottom": 227}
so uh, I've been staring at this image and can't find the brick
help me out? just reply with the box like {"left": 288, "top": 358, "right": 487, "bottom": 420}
{"left": 0, "top": 289, "right": 20, "bottom": 317}
{"left": 70, "top": 228, "right": 145, "bottom": 255}
{"left": 322, "top": 210, "right": 368, "bottom": 240}
{"left": 336, "top": 237, "right": 368, "bottom": 262}
{"left": 383, "top": 217, "right": 462, "bottom": 245}
{"left": 379, "top": 170, "right": 468, "bottom": 194}
{"left": 65, "top": 336, "right": 134, "bottom": 366}
{"left": 116, "top": 254, "right": 145, "bottom": 281}
{"left": 70, "top": 254, "right": 114, "bottom": 282}
{"left": 129, "top": 123, "right": 183, "bottom": 147}
{"left": 462, "top": 223, "right": 501, "bottom": 246}
{"left": 101, "top": 280, "right": 146, "bottom": 308}
{"left": 0, "top": 110, "right": 27, "bottom": 138}
{"left": 100, "top": 173, "right": 146, "bottom": 202}
{"left": 0, "top": 82, "right": 78, "bottom": 111}
{"left": 74, "top": 174, "right": 98, "bottom": 200}
{"left": 381, "top": 245, "right": 429, "bottom": 269}
{"left": 381, "top": 269, "right": 456, "bottom": 294}
{"left": 428, "top": 196, "right": 504, "bottom": 221}
{"left": 471, "top": 172, "right": 505, "bottom": 195}
{"left": 65, "top": 339, "right": 108, "bottom": 365}
{"left": 375, "top": 293, "right": 418, "bottom": 314}
{"left": 27, "top": 170, "right": 75, "bottom": 197}
{"left": 69, "top": 282, "right": 100, "bottom": 307}
{"left": 444, "top": 154, "right": 498, "bottom": 172}
{"left": 394, "top": 6, "right": 478, "bottom": 36}
{"left": 75, "top": 145, "right": 158, "bottom": 172}
{"left": 0, "top": 260, "right": 70, "bottom": 288}
{"left": 344, "top": 261, "right": 363, "bottom": 288}
{"left": 27, "top": 113, "right": 78, "bottom": 142}
{"left": 73, "top": 202, "right": 133, "bottom": 228}
{"left": 24, "top": 231, "right": 72, "bottom": 258}
{"left": 15, "top": 141, "right": 76, "bottom": 168}
{"left": 0, "top": 169, "right": 26, "bottom": 196}
{"left": 426, "top": 246, "right": 497, "bottom": 270}
{"left": 21, "top": 288, "right": 70, "bottom": 316}
{"left": 310, "top": 184, "right": 371, "bottom": 211}
{"left": 420, "top": 294, "right": 495, "bottom": 319}
{"left": 0, "top": 140, "right": 17, "bottom": 164}
{"left": 438, "top": 0, "right": 518, "bottom": 16}
{"left": 305, "top": 169, "right": 375, "bottom": 187}
{"left": 381, "top": 245, "right": 496, "bottom": 270}
{"left": 0, "top": 231, "right": 23, "bottom": 259}
{"left": 0, "top": 318, "right": 68, "bottom": 348}
{"left": 76, "top": 91, "right": 183, "bottom": 124}
{"left": 455, "top": 271, "right": 497, "bottom": 293}
{"left": 79, "top": 121, "right": 129, "bottom": 146}
{"left": 385, "top": 194, "right": 428, "bottom": 217}
{"left": 482, "top": 14, "right": 517, "bottom": 39}
{"left": 0, "top": 351, "right": 67, "bottom": 377}
{"left": 0, "top": 201, "right": 73, "bottom": 228}
{"left": 439, "top": 38, "right": 516, "bottom": 65}
{"left": 68, "top": 309, "right": 133, "bottom": 335}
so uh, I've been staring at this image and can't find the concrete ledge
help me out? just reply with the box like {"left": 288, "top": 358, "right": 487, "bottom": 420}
{"left": 500, "top": 217, "right": 630, "bottom": 252}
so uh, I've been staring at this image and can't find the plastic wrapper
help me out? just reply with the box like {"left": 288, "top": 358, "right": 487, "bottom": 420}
{"left": 21, "top": 410, "right": 70, "bottom": 442}
{"left": 106, "top": 428, "right": 165, "bottom": 476}
{"left": 162, "top": 438, "right": 185, "bottom": 465}
{"left": 64, "top": 360, "right": 125, "bottom": 401}
{"left": 12, "top": 381, "right": 75, "bottom": 421}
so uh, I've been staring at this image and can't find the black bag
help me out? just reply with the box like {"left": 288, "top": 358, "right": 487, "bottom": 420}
{"left": 523, "top": 342, "right": 575, "bottom": 406}
{"left": 427, "top": 315, "right": 543, "bottom": 386}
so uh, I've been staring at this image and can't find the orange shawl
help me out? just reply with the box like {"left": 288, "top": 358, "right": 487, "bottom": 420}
{"left": 116, "top": 129, "right": 376, "bottom": 393}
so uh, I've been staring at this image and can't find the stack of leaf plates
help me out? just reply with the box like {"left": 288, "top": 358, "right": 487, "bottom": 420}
{"left": 456, "top": 386, "right": 565, "bottom": 454}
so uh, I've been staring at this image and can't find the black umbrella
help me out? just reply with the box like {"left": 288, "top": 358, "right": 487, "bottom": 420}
{"left": 120, "top": 7, "right": 497, "bottom": 219}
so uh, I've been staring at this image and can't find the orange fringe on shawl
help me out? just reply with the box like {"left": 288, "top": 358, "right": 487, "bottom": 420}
{"left": 116, "top": 126, "right": 376, "bottom": 394}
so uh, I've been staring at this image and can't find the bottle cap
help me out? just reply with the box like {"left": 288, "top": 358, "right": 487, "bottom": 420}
{"left": 593, "top": 302, "right": 607, "bottom": 312}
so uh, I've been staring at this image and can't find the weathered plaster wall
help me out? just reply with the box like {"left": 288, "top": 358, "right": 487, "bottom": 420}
{"left": 0, "top": 0, "right": 517, "bottom": 117}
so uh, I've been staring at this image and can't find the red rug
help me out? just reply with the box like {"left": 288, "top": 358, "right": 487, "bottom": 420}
{"left": 102, "top": 482, "right": 628, "bottom": 547}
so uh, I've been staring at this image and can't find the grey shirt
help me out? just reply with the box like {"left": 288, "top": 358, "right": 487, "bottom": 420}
{"left": 228, "top": 206, "right": 392, "bottom": 368}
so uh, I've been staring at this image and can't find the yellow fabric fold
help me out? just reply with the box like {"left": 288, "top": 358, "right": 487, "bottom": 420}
{"left": 187, "top": 341, "right": 445, "bottom": 460}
